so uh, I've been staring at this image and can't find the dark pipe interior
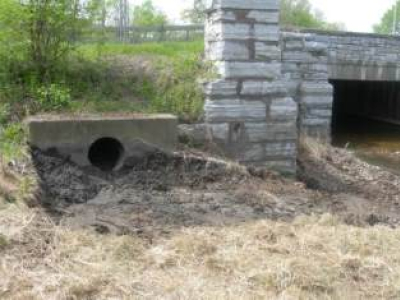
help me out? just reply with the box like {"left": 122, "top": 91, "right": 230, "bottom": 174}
{"left": 88, "top": 137, "right": 124, "bottom": 171}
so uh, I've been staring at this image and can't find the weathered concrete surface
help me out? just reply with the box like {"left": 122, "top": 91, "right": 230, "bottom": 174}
{"left": 26, "top": 114, "right": 178, "bottom": 169}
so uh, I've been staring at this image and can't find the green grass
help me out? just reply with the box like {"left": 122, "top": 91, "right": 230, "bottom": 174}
{"left": 70, "top": 40, "right": 207, "bottom": 122}
{"left": 78, "top": 40, "right": 204, "bottom": 58}
{"left": 0, "top": 40, "right": 208, "bottom": 163}
{"left": 0, "top": 122, "right": 27, "bottom": 162}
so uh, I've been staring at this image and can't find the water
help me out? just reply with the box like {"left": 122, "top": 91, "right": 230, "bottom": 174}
{"left": 332, "top": 115, "right": 400, "bottom": 175}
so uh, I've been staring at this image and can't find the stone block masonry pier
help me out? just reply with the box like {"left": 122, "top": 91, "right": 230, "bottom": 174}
{"left": 204, "top": 0, "right": 298, "bottom": 174}
{"left": 203, "top": 1, "right": 400, "bottom": 174}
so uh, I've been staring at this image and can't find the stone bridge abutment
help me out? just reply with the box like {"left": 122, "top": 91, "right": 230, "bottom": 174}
{"left": 203, "top": 0, "right": 400, "bottom": 174}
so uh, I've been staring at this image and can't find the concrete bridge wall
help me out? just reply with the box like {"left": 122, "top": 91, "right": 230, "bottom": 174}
{"left": 203, "top": 0, "right": 400, "bottom": 174}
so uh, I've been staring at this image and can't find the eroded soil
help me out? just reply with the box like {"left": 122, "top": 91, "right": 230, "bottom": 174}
{"left": 31, "top": 144, "right": 400, "bottom": 239}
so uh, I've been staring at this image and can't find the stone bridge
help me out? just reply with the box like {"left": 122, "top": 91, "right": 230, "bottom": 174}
{"left": 203, "top": 0, "right": 400, "bottom": 174}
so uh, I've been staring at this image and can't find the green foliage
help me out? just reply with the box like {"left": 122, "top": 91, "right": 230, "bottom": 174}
{"left": 149, "top": 54, "right": 205, "bottom": 122}
{"left": 0, "top": 0, "right": 100, "bottom": 85}
{"left": 75, "top": 41, "right": 206, "bottom": 122}
{"left": 35, "top": 84, "right": 72, "bottom": 112}
{"left": 374, "top": 2, "right": 400, "bottom": 34}
{"left": 0, "top": 0, "right": 28, "bottom": 81}
{"left": 181, "top": 0, "right": 206, "bottom": 24}
{"left": 79, "top": 40, "right": 204, "bottom": 57}
{"left": 0, "top": 103, "right": 10, "bottom": 126}
{"left": 132, "top": 0, "right": 168, "bottom": 26}
{"left": 0, "top": 123, "right": 27, "bottom": 162}
{"left": 280, "top": 0, "right": 345, "bottom": 30}
{"left": 26, "top": 0, "right": 89, "bottom": 82}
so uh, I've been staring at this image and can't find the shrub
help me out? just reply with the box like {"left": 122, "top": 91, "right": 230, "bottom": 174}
{"left": 0, "top": 123, "right": 27, "bottom": 162}
{"left": 35, "top": 84, "right": 72, "bottom": 112}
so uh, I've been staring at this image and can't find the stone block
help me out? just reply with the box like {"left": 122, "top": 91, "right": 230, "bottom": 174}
{"left": 206, "top": 0, "right": 279, "bottom": 11}
{"left": 301, "top": 118, "right": 331, "bottom": 127}
{"left": 205, "top": 99, "right": 267, "bottom": 122}
{"left": 254, "top": 24, "right": 280, "bottom": 42}
{"left": 245, "top": 122, "right": 297, "bottom": 142}
{"left": 270, "top": 97, "right": 298, "bottom": 121}
{"left": 284, "top": 40, "right": 304, "bottom": 50}
{"left": 307, "top": 109, "right": 332, "bottom": 118}
{"left": 300, "top": 82, "right": 333, "bottom": 95}
{"left": 300, "top": 63, "right": 328, "bottom": 73}
{"left": 204, "top": 80, "right": 239, "bottom": 96}
{"left": 208, "top": 10, "right": 236, "bottom": 23}
{"left": 209, "top": 123, "right": 230, "bottom": 141}
{"left": 247, "top": 11, "right": 279, "bottom": 23}
{"left": 207, "top": 41, "right": 250, "bottom": 60}
{"left": 255, "top": 43, "right": 281, "bottom": 60}
{"left": 216, "top": 61, "right": 281, "bottom": 79}
{"left": 206, "top": 23, "right": 250, "bottom": 41}
{"left": 301, "top": 96, "right": 333, "bottom": 107}
{"left": 304, "top": 41, "right": 328, "bottom": 55}
{"left": 282, "top": 51, "right": 319, "bottom": 63}
{"left": 264, "top": 142, "right": 297, "bottom": 157}
{"left": 241, "top": 81, "right": 287, "bottom": 96}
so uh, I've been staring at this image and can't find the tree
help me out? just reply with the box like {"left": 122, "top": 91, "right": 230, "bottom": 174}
{"left": 0, "top": 0, "right": 27, "bottom": 58}
{"left": 132, "top": 0, "right": 167, "bottom": 27}
{"left": 181, "top": 0, "right": 206, "bottom": 24}
{"left": 26, "top": 0, "right": 86, "bottom": 82}
{"left": 280, "top": 0, "right": 344, "bottom": 30}
{"left": 374, "top": 1, "right": 399, "bottom": 34}
{"left": 0, "top": 0, "right": 104, "bottom": 84}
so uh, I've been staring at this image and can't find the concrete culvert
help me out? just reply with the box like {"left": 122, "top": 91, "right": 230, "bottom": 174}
{"left": 88, "top": 137, "right": 124, "bottom": 171}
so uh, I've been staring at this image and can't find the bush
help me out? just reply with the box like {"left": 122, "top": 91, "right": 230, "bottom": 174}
{"left": 0, "top": 122, "right": 26, "bottom": 162}
{"left": 35, "top": 84, "right": 72, "bottom": 112}
{"left": 150, "top": 54, "right": 205, "bottom": 122}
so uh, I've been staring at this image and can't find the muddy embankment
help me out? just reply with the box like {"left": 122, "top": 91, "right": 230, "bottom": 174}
{"left": 24, "top": 140, "right": 400, "bottom": 239}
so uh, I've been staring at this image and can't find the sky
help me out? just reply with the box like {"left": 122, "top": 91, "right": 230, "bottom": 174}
{"left": 130, "top": 0, "right": 397, "bottom": 33}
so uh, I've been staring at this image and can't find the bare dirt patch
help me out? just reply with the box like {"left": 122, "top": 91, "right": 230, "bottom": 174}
{"left": 30, "top": 140, "right": 400, "bottom": 239}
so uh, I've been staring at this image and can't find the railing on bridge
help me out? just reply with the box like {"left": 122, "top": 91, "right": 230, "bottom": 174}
{"left": 84, "top": 24, "right": 205, "bottom": 44}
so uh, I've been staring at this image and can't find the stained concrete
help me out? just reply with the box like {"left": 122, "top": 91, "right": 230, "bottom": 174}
{"left": 26, "top": 114, "right": 178, "bottom": 170}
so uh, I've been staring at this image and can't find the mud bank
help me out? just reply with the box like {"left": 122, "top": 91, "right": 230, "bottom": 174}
{"left": 30, "top": 143, "right": 400, "bottom": 238}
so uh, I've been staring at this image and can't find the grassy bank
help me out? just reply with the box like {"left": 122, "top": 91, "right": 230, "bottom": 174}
{"left": 0, "top": 40, "right": 206, "bottom": 163}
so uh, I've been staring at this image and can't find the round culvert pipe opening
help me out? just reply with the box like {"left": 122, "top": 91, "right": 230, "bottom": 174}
{"left": 88, "top": 137, "right": 124, "bottom": 172}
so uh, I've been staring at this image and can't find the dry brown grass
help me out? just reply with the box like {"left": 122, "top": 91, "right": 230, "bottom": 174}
{"left": 299, "top": 136, "right": 329, "bottom": 161}
{"left": 2, "top": 141, "right": 400, "bottom": 299}
{"left": 1, "top": 200, "right": 400, "bottom": 300}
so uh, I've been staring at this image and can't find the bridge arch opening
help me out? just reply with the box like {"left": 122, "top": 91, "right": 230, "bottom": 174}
{"left": 330, "top": 79, "right": 400, "bottom": 172}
